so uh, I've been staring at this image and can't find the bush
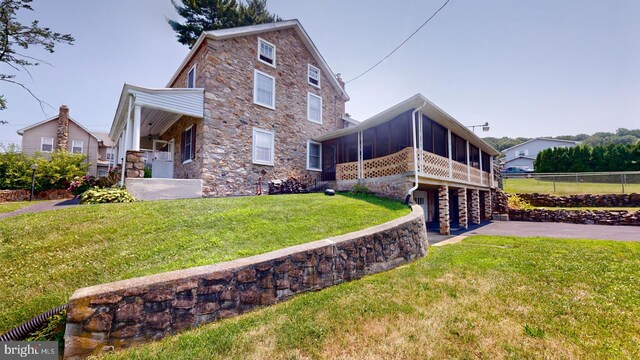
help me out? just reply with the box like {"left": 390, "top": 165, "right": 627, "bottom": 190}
{"left": 507, "top": 194, "right": 534, "bottom": 210}
{"left": 351, "top": 183, "right": 370, "bottom": 195}
{"left": 80, "top": 187, "right": 135, "bottom": 204}
{"left": 68, "top": 175, "right": 98, "bottom": 195}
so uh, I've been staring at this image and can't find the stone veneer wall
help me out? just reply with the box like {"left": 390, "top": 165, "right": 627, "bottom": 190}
{"left": 167, "top": 28, "right": 347, "bottom": 197}
{"left": 457, "top": 188, "right": 468, "bottom": 229}
{"left": 517, "top": 193, "right": 640, "bottom": 208}
{"left": 63, "top": 206, "right": 428, "bottom": 359}
{"left": 483, "top": 191, "right": 492, "bottom": 221}
{"left": 470, "top": 189, "right": 481, "bottom": 224}
{"left": 125, "top": 151, "right": 145, "bottom": 179}
{"left": 509, "top": 208, "right": 640, "bottom": 226}
{"left": 159, "top": 116, "right": 203, "bottom": 180}
{"left": 438, "top": 186, "right": 450, "bottom": 235}
{"left": 336, "top": 174, "right": 412, "bottom": 201}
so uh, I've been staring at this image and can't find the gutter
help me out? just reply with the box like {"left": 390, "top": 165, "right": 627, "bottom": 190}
{"left": 405, "top": 101, "right": 427, "bottom": 205}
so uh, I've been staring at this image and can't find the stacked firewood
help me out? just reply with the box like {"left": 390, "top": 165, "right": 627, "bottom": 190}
{"left": 268, "top": 177, "right": 310, "bottom": 194}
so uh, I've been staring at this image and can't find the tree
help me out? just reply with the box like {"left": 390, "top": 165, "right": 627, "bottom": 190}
{"left": 168, "top": 0, "right": 282, "bottom": 48}
{"left": 0, "top": 0, "right": 74, "bottom": 110}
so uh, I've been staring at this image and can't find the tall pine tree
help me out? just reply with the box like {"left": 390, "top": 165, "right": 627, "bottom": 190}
{"left": 168, "top": 0, "right": 281, "bottom": 48}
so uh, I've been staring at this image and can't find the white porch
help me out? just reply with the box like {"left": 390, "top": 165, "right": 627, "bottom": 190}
{"left": 108, "top": 84, "right": 204, "bottom": 184}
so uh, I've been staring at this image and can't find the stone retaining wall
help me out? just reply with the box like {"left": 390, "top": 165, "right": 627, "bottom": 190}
{"left": 518, "top": 193, "right": 640, "bottom": 208}
{"left": 0, "top": 189, "right": 72, "bottom": 202}
{"left": 63, "top": 205, "right": 428, "bottom": 359}
{"left": 509, "top": 208, "right": 640, "bottom": 226}
{"left": 0, "top": 190, "right": 30, "bottom": 202}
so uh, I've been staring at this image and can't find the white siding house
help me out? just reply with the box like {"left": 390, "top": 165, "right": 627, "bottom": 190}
{"left": 502, "top": 138, "right": 579, "bottom": 170}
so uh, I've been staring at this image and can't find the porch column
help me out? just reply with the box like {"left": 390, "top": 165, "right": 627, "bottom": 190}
{"left": 483, "top": 191, "right": 492, "bottom": 221}
{"left": 125, "top": 150, "right": 145, "bottom": 178}
{"left": 438, "top": 185, "right": 450, "bottom": 235}
{"left": 471, "top": 189, "right": 481, "bottom": 224}
{"left": 447, "top": 129, "right": 453, "bottom": 178}
{"left": 466, "top": 141, "right": 470, "bottom": 182}
{"left": 357, "top": 131, "right": 363, "bottom": 179}
{"left": 490, "top": 157, "right": 495, "bottom": 188}
{"left": 479, "top": 149, "right": 484, "bottom": 185}
{"left": 457, "top": 188, "right": 468, "bottom": 229}
{"left": 132, "top": 105, "right": 142, "bottom": 151}
{"left": 418, "top": 112, "right": 424, "bottom": 172}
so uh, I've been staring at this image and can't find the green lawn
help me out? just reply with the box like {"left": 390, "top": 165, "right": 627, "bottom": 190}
{"left": 0, "top": 201, "right": 36, "bottom": 214}
{"left": 504, "top": 177, "right": 640, "bottom": 195}
{"left": 0, "top": 193, "right": 409, "bottom": 332}
{"left": 101, "top": 236, "right": 640, "bottom": 360}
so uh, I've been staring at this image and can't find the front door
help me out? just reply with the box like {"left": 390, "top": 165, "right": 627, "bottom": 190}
{"left": 413, "top": 190, "right": 429, "bottom": 224}
{"left": 151, "top": 140, "right": 173, "bottom": 178}
{"left": 322, "top": 141, "right": 337, "bottom": 181}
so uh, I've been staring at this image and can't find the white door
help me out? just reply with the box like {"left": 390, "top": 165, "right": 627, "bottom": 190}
{"left": 151, "top": 140, "right": 174, "bottom": 178}
{"left": 413, "top": 190, "right": 429, "bottom": 223}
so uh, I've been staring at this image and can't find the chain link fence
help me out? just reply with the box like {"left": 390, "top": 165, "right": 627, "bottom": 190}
{"left": 503, "top": 171, "right": 640, "bottom": 194}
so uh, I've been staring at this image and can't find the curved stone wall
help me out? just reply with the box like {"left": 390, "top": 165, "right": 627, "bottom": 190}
{"left": 63, "top": 205, "right": 428, "bottom": 359}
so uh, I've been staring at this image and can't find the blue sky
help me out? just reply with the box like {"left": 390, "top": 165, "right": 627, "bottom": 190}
{"left": 1, "top": 0, "right": 638, "bottom": 146}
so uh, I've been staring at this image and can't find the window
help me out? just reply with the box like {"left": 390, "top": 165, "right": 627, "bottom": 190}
{"left": 187, "top": 65, "right": 196, "bottom": 88}
{"left": 516, "top": 150, "right": 528, "bottom": 157}
{"left": 253, "top": 128, "right": 274, "bottom": 166}
{"left": 307, "top": 93, "right": 322, "bottom": 124}
{"left": 71, "top": 140, "right": 83, "bottom": 154}
{"left": 41, "top": 137, "right": 53, "bottom": 152}
{"left": 254, "top": 70, "right": 275, "bottom": 109}
{"left": 257, "top": 38, "right": 276, "bottom": 67}
{"left": 308, "top": 64, "right": 320, "bottom": 87}
{"left": 307, "top": 140, "right": 322, "bottom": 171}
{"left": 98, "top": 168, "right": 108, "bottom": 178}
{"left": 106, "top": 152, "right": 114, "bottom": 161}
{"left": 181, "top": 125, "right": 196, "bottom": 163}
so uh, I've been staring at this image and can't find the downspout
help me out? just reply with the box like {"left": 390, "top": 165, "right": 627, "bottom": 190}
{"left": 405, "top": 101, "right": 427, "bottom": 205}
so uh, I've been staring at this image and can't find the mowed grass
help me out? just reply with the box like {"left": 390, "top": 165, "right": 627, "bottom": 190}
{"left": 504, "top": 177, "right": 640, "bottom": 195}
{"left": 0, "top": 201, "right": 36, "bottom": 214}
{"left": 0, "top": 193, "right": 409, "bottom": 332}
{"left": 101, "top": 236, "right": 640, "bottom": 360}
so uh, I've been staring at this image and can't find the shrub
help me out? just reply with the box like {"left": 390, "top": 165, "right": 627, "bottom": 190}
{"left": 68, "top": 175, "right": 98, "bottom": 195}
{"left": 507, "top": 194, "right": 534, "bottom": 210}
{"left": 80, "top": 187, "right": 135, "bottom": 204}
{"left": 351, "top": 183, "right": 370, "bottom": 195}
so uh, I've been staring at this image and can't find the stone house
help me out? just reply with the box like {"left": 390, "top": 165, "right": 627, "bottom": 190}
{"left": 108, "top": 20, "right": 499, "bottom": 234}
{"left": 17, "top": 105, "right": 114, "bottom": 177}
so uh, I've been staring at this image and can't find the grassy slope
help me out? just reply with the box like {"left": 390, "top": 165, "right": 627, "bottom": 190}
{"left": 504, "top": 177, "right": 640, "bottom": 195}
{"left": 0, "top": 201, "right": 36, "bottom": 214}
{"left": 103, "top": 236, "right": 640, "bottom": 360}
{"left": 0, "top": 193, "right": 409, "bottom": 332}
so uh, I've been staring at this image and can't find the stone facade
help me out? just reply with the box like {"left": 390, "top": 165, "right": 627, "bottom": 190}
{"left": 336, "top": 175, "right": 412, "bottom": 201}
{"left": 517, "top": 193, "right": 640, "bottom": 208}
{"left": 470, "top": 189, "right": 481, "bottom": 224}
{"left": 159, "top": 116, "right": 203, "bottom": 180}
{"left": 125, "top": 151, "right": 145, "bottom": 179}
{"left": 509, "top": 208, "right": 640, "bottom": 226}
{"left": 483, "top": 191, "right": 492, "bottom": 221}
{"left": 457, "top": 188, "right": 468, "bottom": 229}
{"left": 438, "top": 185, "right": 450, "bottom": 235}
{"left": 63, "top": 206, "right": 428, "bottom": 359}
{"left": 167, "top": 28, "right": 347, "bottom": 197}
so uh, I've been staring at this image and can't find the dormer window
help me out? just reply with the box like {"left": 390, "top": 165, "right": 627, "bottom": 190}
{"left": 187, "top": 65, "right": 196, "bottom": 88}
{"left": 258, "top": 38, "right": 276, "bottom": 67}
{"left": 308, "top": 64, "right": 320, "bottom": 88}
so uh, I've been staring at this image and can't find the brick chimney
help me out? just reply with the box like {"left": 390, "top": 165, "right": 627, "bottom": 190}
{"left": 56, "top": 105, "right": 69, "bottom": 150}
{"left": 336, "top": 73, "right": 345, "bottom": 90}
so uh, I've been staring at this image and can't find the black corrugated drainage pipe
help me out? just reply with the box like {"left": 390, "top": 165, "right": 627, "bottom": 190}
{"left": 0, "top": 304, "right": 67, "bottom": 341}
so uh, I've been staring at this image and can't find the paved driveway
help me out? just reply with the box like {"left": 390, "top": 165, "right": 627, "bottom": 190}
{"left": 430, "top": 221, "right": 639, "bottom": 245}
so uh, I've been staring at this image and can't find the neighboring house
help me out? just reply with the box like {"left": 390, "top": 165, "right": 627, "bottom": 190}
{"left": 17, "top": 105, "right": 114, "bottom": 177}
{"left": 108, "top": 20, "right": 499, "bottom": 235}
{"left": 502, "top": 138, "right": 579, "bottom": 170}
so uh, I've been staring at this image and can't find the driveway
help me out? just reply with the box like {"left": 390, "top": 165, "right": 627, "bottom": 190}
{"left": 0, "top": 198, "right": 79, "bottom": 220}
{"left": 430, "top": 221, "right": 640, "bottom": 245}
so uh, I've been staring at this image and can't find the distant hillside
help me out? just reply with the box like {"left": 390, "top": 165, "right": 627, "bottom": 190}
{"left": 483, "top": 128, "right": 640, "bottom": 152}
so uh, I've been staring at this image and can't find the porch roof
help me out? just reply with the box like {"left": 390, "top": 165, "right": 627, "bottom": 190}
{"left": 109, "top": 84, "right": 204, "bottom": 141}
{"left": 314, "top": 93, "right": 500, "bottom": 157}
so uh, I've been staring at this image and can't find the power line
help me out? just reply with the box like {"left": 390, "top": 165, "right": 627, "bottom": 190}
{"left": 345, "top": 0, "right": 452, "bottom": 84}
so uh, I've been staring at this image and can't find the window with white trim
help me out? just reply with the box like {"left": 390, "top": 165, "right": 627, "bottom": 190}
{"left": 258, "top": 38, "right": 276, "bottom": 67}
{"left": 72, "top": 140, "right": 83, "bottom": 154}
{"left": 307, "top": 92, "right": 322, "bottom": 124}
{"left": 181, "top": 125, "right": 196, "bottom": 163}
{"left": 308, "top": 64, "right": 320, "bottom": 87}
{"left": 307, "top": 140, "right": 322, "bottom": 171}
{"left": 106, "top": 151, "right": 114, "bottom": 161}
{"left": 516, "top": 150, "right": 528, "bottom": 157}
{"left": 252, "top": 128, "right": 274, "bottom": 166}
{"left": 98, "top": 168, "right": 108, "bottom": 177}
{"left": 41, "top": 137, "right": 53, "bottom": 152}
{"left": 254, "top": 70, "right": 275, "bottom": 109}
{"left": 187, "top": 65, "right": 196, "bottom": 88}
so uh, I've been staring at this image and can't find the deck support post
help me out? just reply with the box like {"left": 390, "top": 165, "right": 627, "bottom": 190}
{"left": 438, "top": 185, "right": 450, "bottom": 235}
{"left": 457, "top": 188, "right": 468, "bottom": 229}
{"left": 471, "top": 189, "right": 481, "bottom": 224}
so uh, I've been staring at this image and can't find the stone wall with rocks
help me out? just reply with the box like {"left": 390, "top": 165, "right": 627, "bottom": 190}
{"left": 0, "top": 189, "right": 72, "bottom": 202}
{"left": 0, "top": 190, "right": 30, "bottom": 202}
{"left": 336, "top": 175, "right": 411, "bottom": 201}
{"left": 509, "top": 208, "right": 640, "bottom": 226}
{"left": 517, "top": 193, "right": 640, "bottom": 208}
{"left": 63, "top": 206, "right": 428, "bottom": 359}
